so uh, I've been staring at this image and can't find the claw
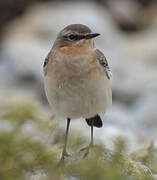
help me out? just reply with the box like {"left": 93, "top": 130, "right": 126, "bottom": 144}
{"left": 80, "top": 145, "right": 92, "bottom": 158}
{"left": 60, "top": 151, "right": 71, "bottom": 161}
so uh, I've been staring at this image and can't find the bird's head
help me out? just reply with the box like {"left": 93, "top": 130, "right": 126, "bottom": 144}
{"left": 53, "top": 24, "right": 100, "bottom": 51}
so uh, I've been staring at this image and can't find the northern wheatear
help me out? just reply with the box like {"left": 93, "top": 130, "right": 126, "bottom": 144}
{"left": 43, "top": 24, "right": 112, "bottom": 159}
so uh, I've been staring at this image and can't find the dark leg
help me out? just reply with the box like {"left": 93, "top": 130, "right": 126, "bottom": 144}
{"left": 80, "top": 119, "right": 94, "bottom": 157}
{"left": 61, "top": 118, "right": 71, "bottom": 160}
{"left": 90, "top": 118, "right": 94, "bottom": 147}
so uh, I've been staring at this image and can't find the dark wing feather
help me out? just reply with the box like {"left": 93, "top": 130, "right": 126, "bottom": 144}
{"left": 43, "top": 51, "right": 51, "bottom": 76}
{"left": 96, "top": 49, "right": 112, "bottom": 79}
{"left": 86, "top": 115, "right": 103, "bottom": 128}
{"left": 85, "top": 50, "right": 111, "bottom": 128}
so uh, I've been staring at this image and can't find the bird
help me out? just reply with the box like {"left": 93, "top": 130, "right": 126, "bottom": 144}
{"left": 43, "top": 24, "right": 112, "bottom": 160}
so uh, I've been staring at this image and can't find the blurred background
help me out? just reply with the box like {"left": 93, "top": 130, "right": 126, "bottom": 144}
{"left": 0, "top": 0, "right": 157, "bottom": 152}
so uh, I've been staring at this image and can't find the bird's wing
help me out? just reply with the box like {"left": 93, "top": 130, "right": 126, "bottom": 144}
{"left": 96, "top": 49, "right": 112, "bottom": 79}
{"left": 43, "top": 51, "right": 51, "bottom": 76}
{"left": 86, "top": 114, "right": 103, "bottom": 128}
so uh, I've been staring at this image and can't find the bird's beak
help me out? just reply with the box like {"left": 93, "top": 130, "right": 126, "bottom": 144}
{"left": 85, "top": 33, "right": 100, "bottom": 39}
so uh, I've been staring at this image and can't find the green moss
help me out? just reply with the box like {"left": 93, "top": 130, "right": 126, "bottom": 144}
{"left": 0, "top": 97, "right": 154, "bottom": 180}
{"left": 64, "top": 142, "right": 153, "bottom": 180}
{"left": 131, "top": 143, "right": 157, "bottom": 174}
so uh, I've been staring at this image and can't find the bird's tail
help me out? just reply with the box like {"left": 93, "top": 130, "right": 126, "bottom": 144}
{"left": 85, "top": 115, "right": 103, "bottom": 128}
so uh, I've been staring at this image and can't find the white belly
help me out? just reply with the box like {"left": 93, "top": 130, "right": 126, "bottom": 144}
{"left": 44, "top": 75, "right": 112, "bottom": 119}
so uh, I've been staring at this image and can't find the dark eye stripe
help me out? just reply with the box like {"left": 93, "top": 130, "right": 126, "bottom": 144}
{"left": 78, "top": 35, "right": 85, "bottom": 40}
{"left": 66, "top": 34, "right": 85, "bottom": 41}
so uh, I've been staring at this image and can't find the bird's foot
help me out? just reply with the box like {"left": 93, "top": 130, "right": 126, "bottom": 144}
{"left": 56, "top": 151, "right": 71, "bottom": 172}
{"left": 60, "top": 150, "right": 71, "bottom": 162}
{"left": 80, "top": 143, "right": 93, "bottom": 158}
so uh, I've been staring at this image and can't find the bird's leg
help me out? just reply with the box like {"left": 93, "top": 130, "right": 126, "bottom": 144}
{"left": 80, "top": 119, "right": 94, "bottom": 157}
{"left": 90, "top": 118, "right": 94, "bottom": 147}
{"left": 61, "top": 118, "right": 71, "bottom": 161}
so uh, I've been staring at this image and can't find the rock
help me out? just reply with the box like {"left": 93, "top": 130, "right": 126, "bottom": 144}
{"left": 106, "top": 0, "right": 157, "bottom": 32}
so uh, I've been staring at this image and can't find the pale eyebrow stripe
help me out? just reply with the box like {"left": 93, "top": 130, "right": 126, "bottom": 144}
{"left": 61, "top": 29, "right": 72, "bottom": 36}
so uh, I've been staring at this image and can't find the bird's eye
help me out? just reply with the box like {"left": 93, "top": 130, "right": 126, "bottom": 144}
{"left": 68, "top": 34, "right": 78, "bottom": 41}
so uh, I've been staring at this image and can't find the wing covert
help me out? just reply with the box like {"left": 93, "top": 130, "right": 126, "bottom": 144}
{"left": 96, "top": 49, "right": 112, "bottom": 79}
